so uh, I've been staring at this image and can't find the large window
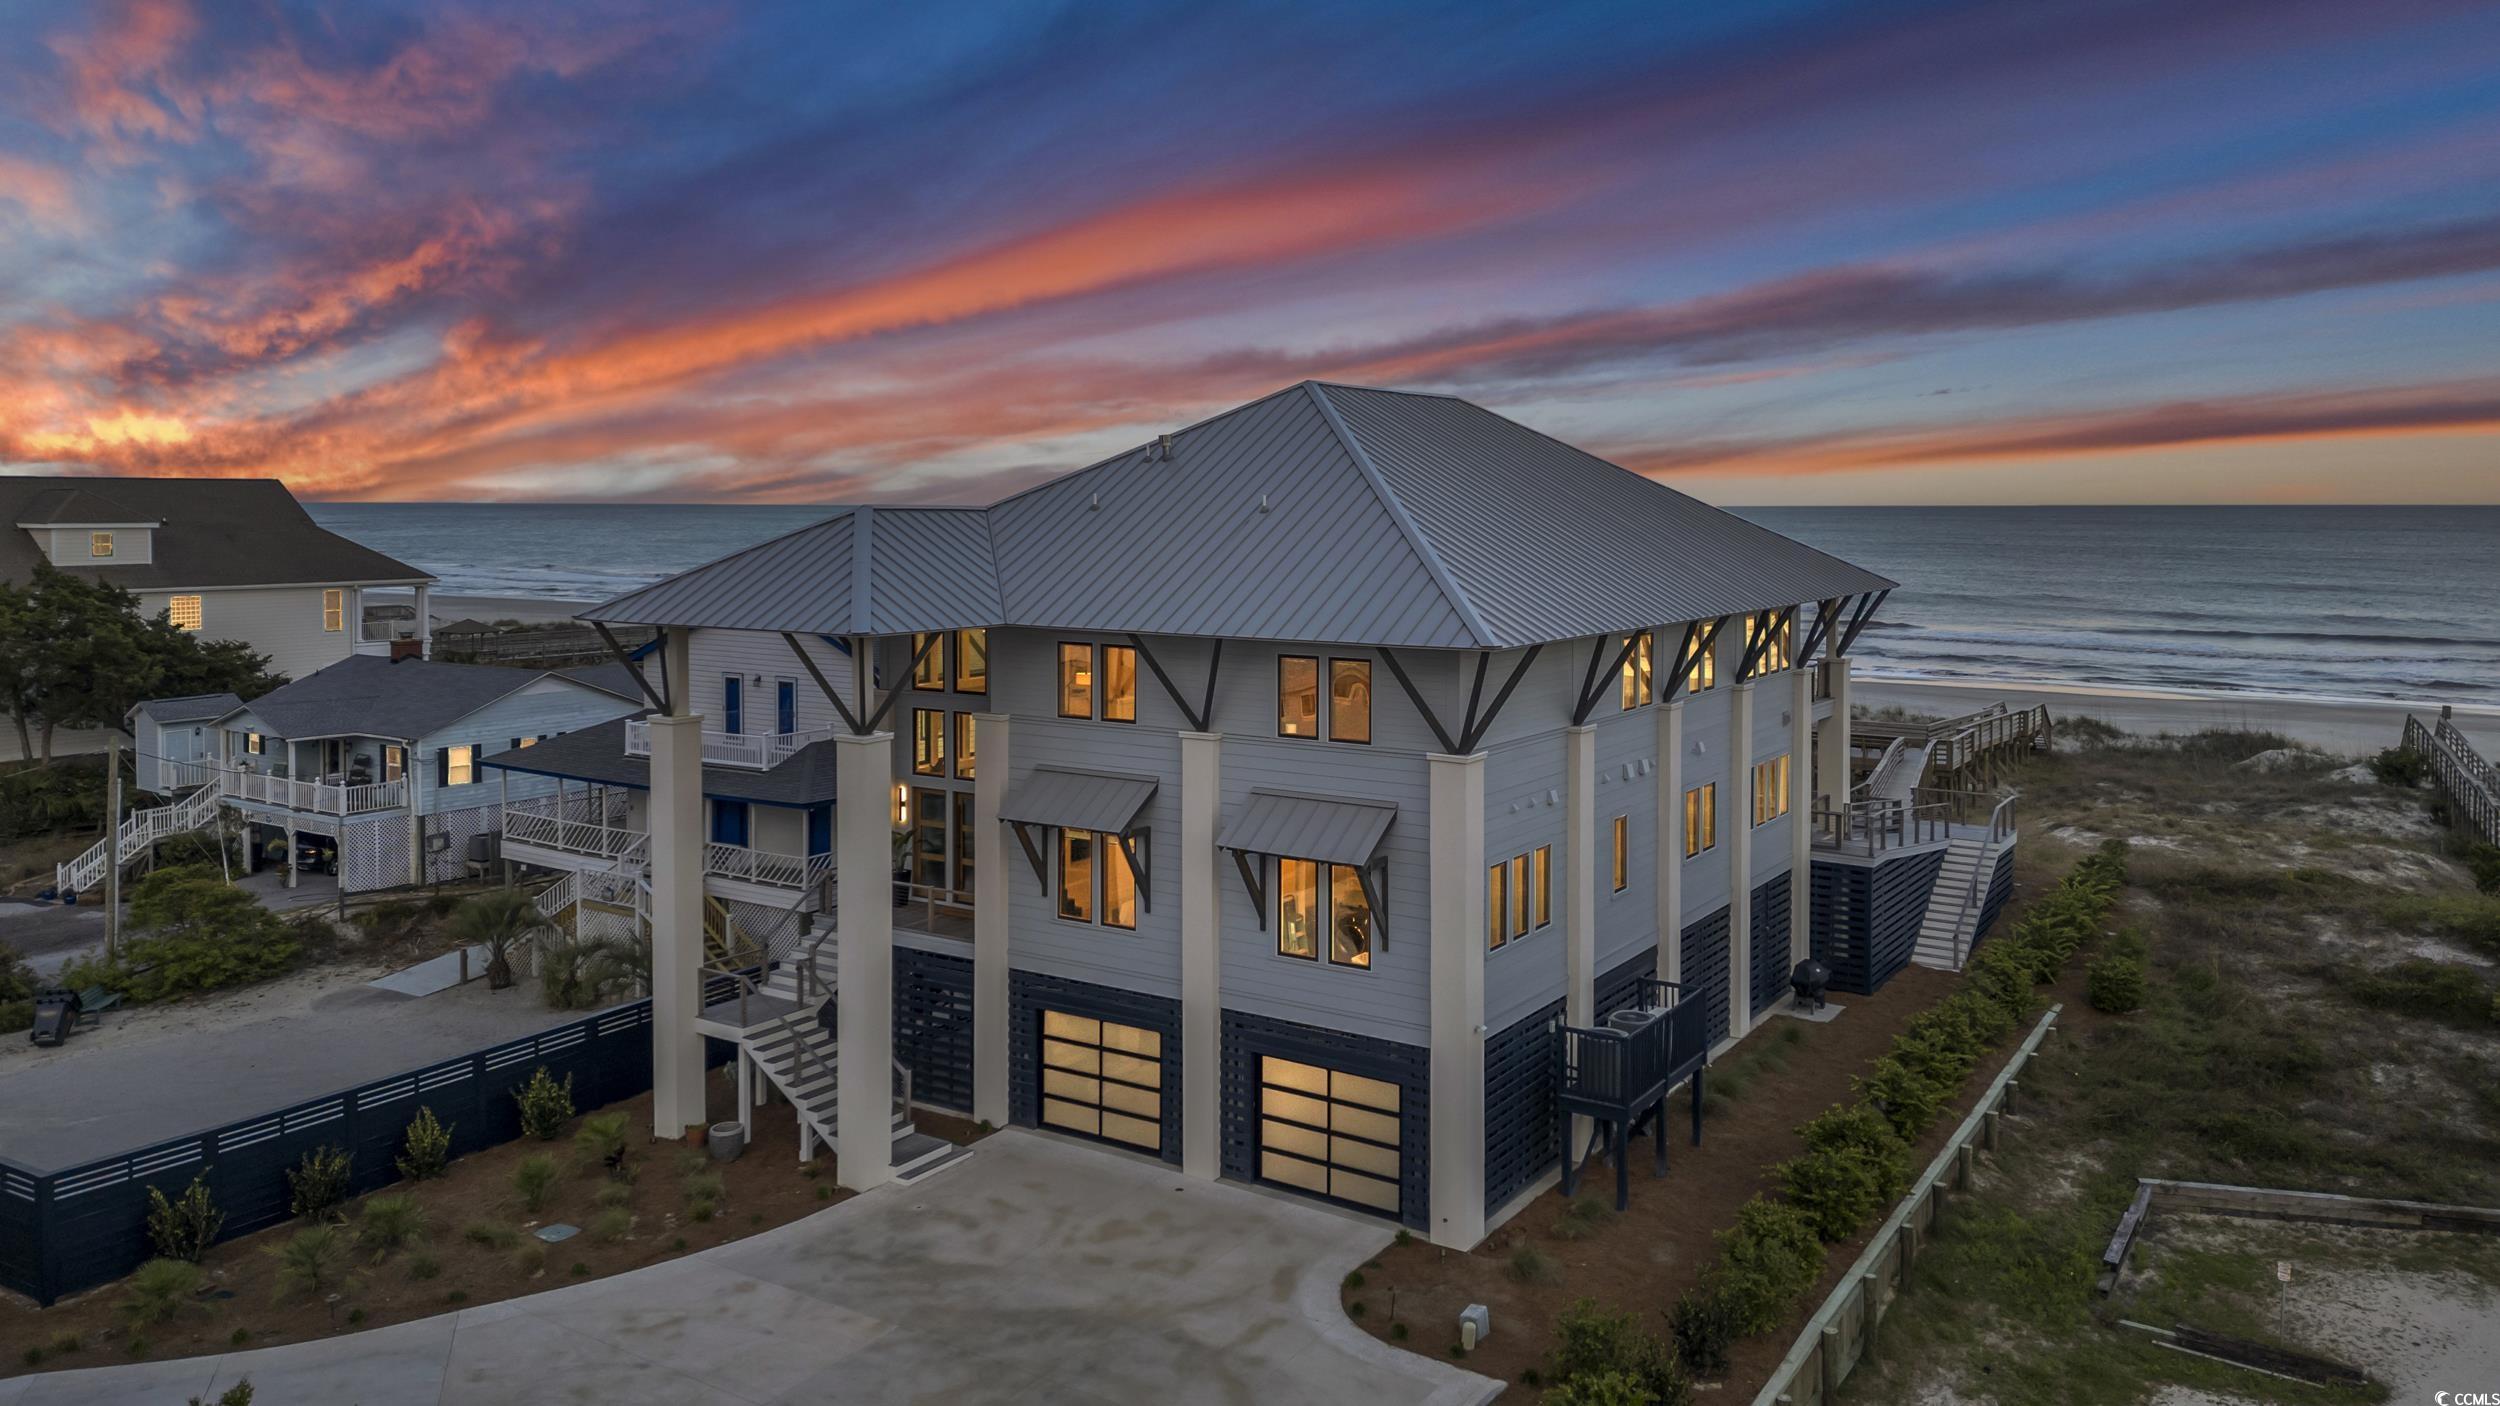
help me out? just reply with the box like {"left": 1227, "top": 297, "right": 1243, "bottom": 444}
{"left": 1278, "top": 856, "right": 1372, "bottom": 968}
{"left": 1058, "top": 829, "right": 1095, "bottom": 922}
{"left": 1103, "top": 644, "right": 1137, "bottom": 723}
{"left": 1743, "top": 613, "right": 1793, "bottom": 679}
{"left": 912, "top": 708, "right": 945, "bottom": 776}
{"left": 1533, "top": 845, "right": 1552, "bottom": 927}
{"left": 1330, "top": 659, "right": 1372, "bottom": 743}
{"left": 89, "top": 531, "right": 113, "bottom": 558}
{"left": 1620, "top": 631, "right": 1654, "bottom": 710}
{"left": 955, "top": 628, "right": 987, "bottom": 694}
{"left": 442, "top": 744, "right": 475, "bottom": 787}
{"left": 168, "top": 594, "right": 202, "bottom": 631}
{"left": 1682, "top": 628, "right": 1716, "bottom": 692}
{"left": 1102, "top": 836, "right": 1138, "bottom": 930}
{"left": 1278, "top": 656, "right": 1319, "bottom": 738}
{"left": 912, "top": 633, "right": 945, "bottom": 690}
{"left": 322, "top": 589, "right": 344, "bottom": 633}
{"left": 1753, "top": 754, "right": 1792, "bottom": 826}
{"left": 1487, "top": 862, "right": 1506, "bottom": 950}
{"left": 1488, "top": 846, "right": 1552, "bottom": 950}
{"left": 1058, "top": 643, "right": 1094, "bottom": 718}
{"left": 1612, "top": 815, "right": 1629, "bottom": 891}
{"left": 955, "top": 712, "right": 977, "bottom": 779}
{"left": 1685, "top": 782, "right": 1718, "bottom": 857}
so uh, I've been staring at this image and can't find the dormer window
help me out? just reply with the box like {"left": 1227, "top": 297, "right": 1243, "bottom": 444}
{"left": 90, "top": 532, "right": 113, "bottom": 558}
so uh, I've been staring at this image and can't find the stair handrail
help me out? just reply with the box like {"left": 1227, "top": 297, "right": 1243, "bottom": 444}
{"left": 1951, "top": 791, "right": 2021, "bottom": 969}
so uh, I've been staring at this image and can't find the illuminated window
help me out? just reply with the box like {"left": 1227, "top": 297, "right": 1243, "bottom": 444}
{"left": 1278, "top": 656, "right": 1319, "bottom": 738}
{"left": 1743, "top": 613, "right": 1793, "bottom": 679}
{"left": 1058, "top": 829, "right": 1095, "bottom": 922}
{"left": 1058, "top": 643, "right": 1094, "bottom": 718}
{"left": 1685, "top": 782, "right": 1718, "bottom": 857}
{"left": 1682, "top": 628, "right": 1716, "bottom": 692}
{"left": 891, "top": 782, "right": 909, "bottom": 828}
{"left": 1487, "top": 862, "right": 1508, "bottom": 950}
{"left": 1103, "top": 645, "right": 1137, "bottom": 723}
{"left": 1329, "top": 659, "right": 1372, "bottom": 743}
{"left": 322, "top": 589, "right": 344, "bottom": 633}
{"left": 1280, "top": 857, "right": 1371, "bottom": 968}
{"left": 954, "top": 628, "right": 987, "bottom": 694}
{"left": 912, "top": 633, "right": 944, "bottom": 690}
{"left": 1620, "top": 631, "right": 1653, "bottom": 709}
{"left": 1532, "top": 845, "right": 1552, "bottom": 928}
{"left": 168, "top": 595, "right": 203, "bottom": 632}
{"left": 244, "top": 731, "right": 264, "bottom": 756}
{"left": 89, "top": 532, "right": 113, "bottom": 558}
{"left": 1753, "top": 754, "right": 1792, "bottom": 826}
{"left": 954, "top": 712, "right": 977, "bottom": 780}
{"left": 384, "top": 745, "right": 404, "bottom": 783}
{"left": 510, "top": 736, "right": 539, "bottom": 749}
{"left": 1612, "top": 815, "right": 1629, "bottom": 892}
{"left": 1103, "top": 835, "right": 1138, "bottom": 930}
{"left": 443, "top": 744, "right": 475, "bottom": 787}
{"left": 912, "top": 709, "right": 945, "bottom": 776}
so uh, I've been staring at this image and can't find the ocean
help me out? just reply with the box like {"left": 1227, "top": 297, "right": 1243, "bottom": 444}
{"left": 308, "top": 502, "right": 2500, "bottom": 709}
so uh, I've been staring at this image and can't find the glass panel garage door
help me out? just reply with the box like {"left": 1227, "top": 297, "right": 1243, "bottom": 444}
{"left": 1040, "top": 1011, "right": 1162, "bottom": 1152}
{"left": 1258, "top": 1056, "right": 1402, "bottom": 1216}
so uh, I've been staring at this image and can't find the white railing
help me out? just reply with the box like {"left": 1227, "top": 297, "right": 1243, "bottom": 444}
{"left": 702, "top": 842, "right": 836, "bottom": 893}
{"left": 534, "top": 871, "right": 578, "bottom": 923}
{"left": 503, "top": 800, "right": 647, "bottom": 862}
{"left": 622, "top": 718, "right": 836, "bottom": 772}
{"left": 57, "top": 778, "right": 225, "bottom": 895}
{"left": 172, "top": 762, "right": 404, "bottom": 816}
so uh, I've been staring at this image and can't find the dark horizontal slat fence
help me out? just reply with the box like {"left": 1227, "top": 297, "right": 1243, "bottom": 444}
{"left": 0, "top": 996, "right": 710, "bottom": 1307}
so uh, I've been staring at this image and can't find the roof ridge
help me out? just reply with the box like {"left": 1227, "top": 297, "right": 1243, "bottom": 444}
{"left": 849, "top": 504, "right": 874, "bottom": 636}
{"left": 579, "top": 505, "right": 852, "bottom": 622}
{"left": 1302, "top": 382, "right": 1501, "bottom": 649}
{"left": 985, "top": 381, "right": 1315, "bottom": 511}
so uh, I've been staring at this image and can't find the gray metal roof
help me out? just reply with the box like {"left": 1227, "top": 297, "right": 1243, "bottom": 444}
{"left": 1216, "top": 789, "right": 1398, "bottom": 867}
{"left": 131, "top": 691, "right": 243, "bottom": 725}
{"left": 205, "top": 656, "right": 631, "bottom": 743}
{"left": 996, "top": 766, "right": 1158, "bottom": 835}
{"left": 479, "top": 717, "right": 839, "bottom": 807}
{"left": 581, "top": 382, "right": 1892, "bottom": 650}
{"left": 0, "top": 476, "right": 430, "bottom": 590}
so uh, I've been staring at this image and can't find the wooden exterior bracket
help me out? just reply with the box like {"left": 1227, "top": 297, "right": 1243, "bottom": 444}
{"left": 1662, "top": 616, "right": 1725, "bottom": 701}
{"left": 1231, "top": 848, "right": 1267, "bottom": 930}
{"left": 1835, "top": 589, "right": 1890, "bottom": 657}
{"left": 1376, "top": 647, "right": 1460, "bottom": 754}
{"left": 1571, "top": 635, "right": 1643, "bottom": 726}
{"left": 1126, "top": 634, "right": 1221, "bottom": 733}
{"left": 1009, "top": 820, "right": 1049, "bottom": 895}
{"left": 593, "top": 622, "right": 668, "bottom": 713}
{"left": 1115, "top": 828, "right": 1152, "bottom": 914}
{"left": 782, "top": 632, "right": 864, "bottom": 734}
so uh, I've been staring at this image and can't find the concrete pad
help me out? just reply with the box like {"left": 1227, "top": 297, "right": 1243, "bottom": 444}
{"left": 368, "top": 942, "right": 492, "bottom": 997}
{"left": 438, "top": 1310, "right": 753, "bottom": 1406}
{"left": 198, "top": 1316, "right": 453, "bottom": 1406}
{"left": 14, "top": 1354, "right": 219, "bottom": 1406}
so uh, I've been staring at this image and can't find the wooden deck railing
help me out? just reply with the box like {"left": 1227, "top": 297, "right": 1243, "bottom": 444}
{"left": 2407, "top": 711, "right": 2499, "bottom": 846}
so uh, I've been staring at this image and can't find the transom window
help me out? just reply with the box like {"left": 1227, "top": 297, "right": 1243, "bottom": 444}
{"left": 912, "top": 708, "right": 945, "bottom": 776}
{"left": 1277, "top": 856, "right": 1373, "bottom": 967}
{"left": 1620, "top": 631, "right": 1654, "bottom": 709}
{"left": 954, "top": 628, "right": 988, "bottom": 694}
{"left": 1684, "top": 782, "right": 1718, "bottom": 857}
{"left": 322, "top": 589, "right": 344, "bottom": 633}
{"left": 1752, "top": 754, "right": 1792, "bottom": 826}
{"left": 1743, "top": 613, "right": 1793, "bottom": 678}
{"left": 89, "top": 531, "right": 113, "bottom": 558}
{"left": 168, "top": 595, "right": 202, "bottom": 632}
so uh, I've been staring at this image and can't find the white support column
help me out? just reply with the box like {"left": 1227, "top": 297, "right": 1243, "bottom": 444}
{"left": 1791, "top": 665, "right": 1814, "bottom": 970}
{"left": 1818, "top": 656, "right": 1853, "bottom": 812}
{"left": 649, "top": 627, "right": 706, "bottom": 1141}
{"left": 1727, "top": 680, "right": 1754, "bottom": 1042}
{"left": 1656, "top": 700, "right": 1685, "bottom": 984}
{"left": 1563, "top": 724, "right": 1598, "bottom": 1155}
{"left": 1427, "top": 750, "right": 1488, "bottom": 1251}
{"left": 834, "top": 728, "right": 897, "bottom": 1191}
{"left": 283, "top": 819, "right": 297, "bottom": 889}
{"left": 971, "top": 711, "right": 1011, "bottom": 1128}
{"left": 413, "top": 583, "right": 432, "bottom": 659}
{"left": 1180, "top": 729, "right": 1223, "bottom": 1180}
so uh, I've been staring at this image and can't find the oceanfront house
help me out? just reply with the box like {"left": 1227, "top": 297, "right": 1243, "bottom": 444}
{"left": 0, "top": 475, "right": 438, "bottom": 763}
{"left": 496, "top": 382, "right": 2019, "bottom": 1247}
{"left": 69, "top": 656, "right": 644, "bottom": 899}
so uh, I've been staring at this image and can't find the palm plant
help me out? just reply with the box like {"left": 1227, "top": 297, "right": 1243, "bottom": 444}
{"left": 448, "top": 889, "right": 553, "bottom": 991}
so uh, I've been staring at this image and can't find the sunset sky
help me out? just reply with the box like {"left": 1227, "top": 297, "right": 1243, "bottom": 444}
{"left": 2, "top": 0, "right": 2496, "bottom": 506}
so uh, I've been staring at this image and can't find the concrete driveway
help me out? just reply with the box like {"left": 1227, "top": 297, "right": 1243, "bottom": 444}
{"left": 5, "top": 1131, "right": 1500, "bottom": 1406}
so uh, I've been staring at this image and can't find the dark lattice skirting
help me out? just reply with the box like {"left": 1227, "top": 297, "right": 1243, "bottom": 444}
{"left": 895, "top": 947, "right": 974, "bottom": 1115}
{"left": 1810, "top": 850, "right": 1944, "bottom": 996}
{"left": 1008, "top": 970, "right": 1183, "bottom": 1164}
{"left": 1678, "top": 906, "right": 1733, "bottom": 1046}
{"left": 1971, "top": 845, "right": 2019, "bottom": 950}
{"left": 1596, "top": 948, "right": 1659, "bottom": 1020}
{"left": 1484, "top": 1000, "right": 1564, "bottom": 1216}
{"left": 1220, "top": 1009, "right": 1430, "bottom": 1230}
{"left": 1749, "top": 876, "right": 1793, "bottom": 1017}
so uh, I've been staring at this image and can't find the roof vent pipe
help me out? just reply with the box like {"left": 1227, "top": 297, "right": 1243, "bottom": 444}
{"left": 1258, "top": 493, "right": 1270, "bottom": 513}
{"left": 1090, "top": 491, "right": 1100, "bottom": 512}
{"left": 1158, "top": 433, "right": 1176, "bottom": 461}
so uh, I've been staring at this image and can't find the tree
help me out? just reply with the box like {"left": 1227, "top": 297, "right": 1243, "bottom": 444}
{"left": 0, "top": 563, "right": 283, "bottom": 762}
{"left": 448, "top": 889, "right": 555, "bottom": 990}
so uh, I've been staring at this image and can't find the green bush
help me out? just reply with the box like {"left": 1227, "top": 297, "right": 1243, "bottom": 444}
{"left": 515, "top": 1067, "right": 574, "bottom": 1141}
{"left": 1709, "top": 1197, "right": 1823, "bottom": 1336}
{"left": 1666, "top": 1286, "right": 1740, "bottom": 1376}
{"left": 514, "top": 1154, "right": 561, "bottom": 1212}
{"left": 397, "top": 1106, "right": 453, "bottom": 1181}
{"left": 2370, "top": 745, "right": 2429, "bottom": 786}
{"left": 574, "top": 1111, "right": 630, "bottom": 1178}
{"left": 287, "top": 1145, "right": 352, "bottom": 1220}
{"left": 1547, "top": 1298, "right": 1692, "bottom": 1406}
{"left": 0, "top": 945, "right": 36, "bottom": 1035}
{"left": 2463, "top": 840, "right": 2500, "bottom": 896}
{"left": 2086, "top": 953, "right": 2145, "bottom": 1013}
{"left": 2350, "top": 959, "right": 2493, "bottom": 1027}
{"left": 1779, "top": 1105, "right": 1910, "bottom": 1241}
{"left": 146, "top": 1172, "right": 224, "bottom": 1262}
{"left": 592, "top": 1207, "right": 633, "bottom": 1244}
{"left": 1854, "top": 1052, "right": 1950, "bottom": 1139}
{"left": 267, "top": 1225, "right": 349, "bottom": 1303}
{"left": 59, "top": 865, "right": 299, "bottom": 1001}
{"left": 356, "top": 1194, "right": 429, "bottom": 1257}
{"left": 119, "top": 1257, "right": 201, "bottom": 1326}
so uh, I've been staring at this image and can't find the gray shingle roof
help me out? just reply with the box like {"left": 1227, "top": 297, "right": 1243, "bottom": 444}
{"left": 131, "top": 691, "right": 243, "bottom": 725}
{"left": 581, "top": 382, "right": 1892, "bottom": 650}
{"left": 479, "top": 717, "right": 839, "bottom": 807}
{"left": 209, "top": 655, "right": 635, "bottom": 742}
{"left": 0, "top": 476, "right": 430, "bottom": 591}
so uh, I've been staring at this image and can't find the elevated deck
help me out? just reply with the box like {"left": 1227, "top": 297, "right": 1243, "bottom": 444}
{"left": 1556, "top": 977, "right": 1712, "bottom": 1209}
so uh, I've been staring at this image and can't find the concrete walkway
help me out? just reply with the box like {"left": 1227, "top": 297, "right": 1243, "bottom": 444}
{"left": 4, "top": 1131, "right": 1500, "bottom": 1406}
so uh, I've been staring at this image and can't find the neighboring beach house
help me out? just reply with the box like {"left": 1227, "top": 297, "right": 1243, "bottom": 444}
{"left": 492, "top": 382, "right": 2018, "bottom": 1246}
{"left": 71, "top": 655, "right": 643, "bottom": 899}
{"left": 0, "top": 475, "right": 438, "bottom": 762}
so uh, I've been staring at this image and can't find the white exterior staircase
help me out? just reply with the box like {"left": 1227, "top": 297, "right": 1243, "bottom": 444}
{"left": 55, "top": 779, "right": 225, "bottom": 897}
{"left": 1912, "top": 831, "right": 2006, "bottom": 971}
{"left": 735, "top": 943, "right": 966, "bottom": 1181}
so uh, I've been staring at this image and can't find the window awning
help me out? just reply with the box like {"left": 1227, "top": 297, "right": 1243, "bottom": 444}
{"left": 997, "top": 766, "right": 1158, "bottom": 836}
{"left": 1218, "top": 790, "right": 1397, "bottom": 866}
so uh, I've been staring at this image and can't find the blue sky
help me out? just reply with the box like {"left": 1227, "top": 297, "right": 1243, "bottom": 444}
{"left": 1, "top": 0, "right": 2495, "bottom": 504}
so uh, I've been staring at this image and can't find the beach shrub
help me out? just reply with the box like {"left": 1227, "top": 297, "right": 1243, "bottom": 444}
{"left": 119, "top": 1258, "right": 202, "bottom": 1326}
{"left": 1778, "top": 1104, "right": 1911, "bottom": 1241}
{"left": 1666, "top": 1286, "right": 1740, "bottom": 1376}
{"left": 397, "top": 1106, "right": 453, "bottom": 1181}
{"left": 448, "top": 889, "right": 550, "bottom": 990}
{"left": 0, "top": 945, "right": 36, "bottom": 1034}
{"left": 356, "top": 1194, "right": 429, "bottom": 1257}
{"left": 1508, "top": 1244, "right": 1562, "bottom": 1285}
{"left": 2086, "top": 953, "right": 2145, "bottom": 1013}
{"left": 1707, "top": 1197, "right": 1822, "bottom": 1336}
{"left": 2370, "top": 745, "right": 2429, "bottom": 787}
{"left": 61, "top": 865, "right": 298, "bottom": 1001}
{"left": 513, "top": 1154, "right": 560, "bottom": 1213}
{"left": 287, "top": 1145, "right": 352, "bottom": 1220}
{"left": 515, "top": 1066, "right": 574, "bottom": 1139}
{"left": 1547, "top": 1299, "right": 1692, "bottom": 1406}
{"left": 2350, "top": 959, "right": 2492, "bottom": 1027}
{"left": 146, "top": 1173, "right": 224, "bottom": 1262}
{"left": 268, "top": 1225, "right": 350, "bottom": 1304}
{"left": 574, "top": 1111, "right": 631, "bottom": 1178}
